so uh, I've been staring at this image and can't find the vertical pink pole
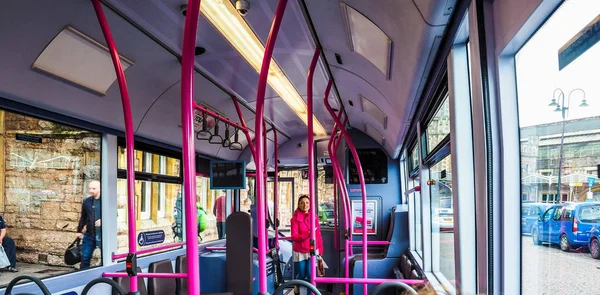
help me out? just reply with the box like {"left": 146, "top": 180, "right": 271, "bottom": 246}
{"left": 90, "top": 0, "right": 138, "bottom": 291}
{"left": 307, "top": 47, "right": 320, "bottom": 285}
{"left": 323, "top": 81, "right": 368, "bottom": 294}
{"left": 255, "top": 0, "right": 288, "bottom": 292}
{"left": 274, "top": 130, "right": 280, "bottom": 249}
{"left": 181, "top": 0, "right": 201, "bottom": 294}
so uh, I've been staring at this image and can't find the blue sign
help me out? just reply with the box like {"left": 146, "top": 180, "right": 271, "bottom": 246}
{"left": 137, "top": 230, "right": 165, "bottom": 247}
{"left": 559, "top": 15, "right": 600, "bottom": 70}
{"left": 589, "top": 177, "right": 596, "bottom": 188}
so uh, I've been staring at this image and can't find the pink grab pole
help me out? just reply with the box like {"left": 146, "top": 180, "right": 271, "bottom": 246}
{"left": 323, "top": 80, "right": 369, "bottom": 294}
{"left": 307, "top": 47, "right": 320, "bottom": 285}
{"left": 90, "top": 0, "right": 139, "bottom": 291}
{"left": 254, "top": 0, "right": 288, "bottom": 292}
{"left": 181, "top": 0, "right": 202, "bottom": 294}
{"left": 274, "top": 130, "right": 280, "bottom": 249}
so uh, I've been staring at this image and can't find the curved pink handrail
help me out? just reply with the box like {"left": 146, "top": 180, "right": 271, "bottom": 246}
{"left": 254, "top": 0, "right": 288, "bottom": 292}
{"left": 307, "top": 47, "right": 321, "bottom": 285}
{"left": 180, "top": 0, "right": 202, "bottom": 294}
{"left": 323, "top": 80, "right": 369, "bottom": 294}
{"left": 90, "top": 0, "right": 139, "bottom": 291}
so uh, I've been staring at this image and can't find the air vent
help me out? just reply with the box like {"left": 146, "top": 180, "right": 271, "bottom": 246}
{"left": 360, "top": 95, "right": 387, "bottom": 129}
{"left": 32, "top": 26, "right": 133, "bottom": 95}
{"left": 341, "top": 2, "right": 392, "bottom": 78}
{"left": 365, "top": 123, "right": 385, "bottom": 147}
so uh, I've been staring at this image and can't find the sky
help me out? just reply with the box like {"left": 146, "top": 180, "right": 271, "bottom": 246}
{"left": 516, "top": 0, "right": 600, "bottom": 127}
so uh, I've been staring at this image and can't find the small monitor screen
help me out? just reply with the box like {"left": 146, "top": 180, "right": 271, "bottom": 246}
{"left": 349, "top": 148, "right": 388, "bottom": 184}
{"left": 210, "top": 160, "right": 246, "bottom": 189}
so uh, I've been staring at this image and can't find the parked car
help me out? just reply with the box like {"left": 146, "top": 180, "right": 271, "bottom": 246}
{"left": 589, "top": 227, "right": 600, "bottom": 259}
{"left": 433, "top": 208, "right": 453, "bottom": 231}
{"left": 521, "top": 203, "right": 551, "bottom": 235}
{"left": 532, "top": 202, "right": 600, "bottom": 251}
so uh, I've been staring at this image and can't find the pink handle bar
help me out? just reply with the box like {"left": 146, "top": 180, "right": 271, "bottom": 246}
{"left": 104, "top": 272, "right": 187, "bottom": 279}
{"left": 347, "top": 241, "right": 391, "bottom": 245}
{"left": 111, "top": 242, "right": 186, "bottom": 260}
{"left": 205, "top": 246, "right": 262, "bottom": 253}
{"left": 313, "top": 277, "right": 425, "bottom": 285}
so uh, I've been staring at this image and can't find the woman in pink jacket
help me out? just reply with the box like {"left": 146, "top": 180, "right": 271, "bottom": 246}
{"left": 290, "top": 194, "right": 324, "bottom": 288}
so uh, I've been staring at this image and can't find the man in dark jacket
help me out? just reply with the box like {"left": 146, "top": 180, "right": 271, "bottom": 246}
{"left": 76, "top": 180, "right": 101, "bottom": 269}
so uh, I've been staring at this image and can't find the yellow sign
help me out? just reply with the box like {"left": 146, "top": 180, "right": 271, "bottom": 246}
{"left": 572, "top": 182, "right": 583, "bottom": 187}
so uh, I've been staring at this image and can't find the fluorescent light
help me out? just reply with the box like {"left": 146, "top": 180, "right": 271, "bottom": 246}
{"left": 341, "top": 2, "right": 392, "bottom": 78}
{"left": 199, "top": 0, "right": 327, "bottom": 135}
{"left": 32, "top": 26, "right": 133, "bottom": 95}
{"left": 360, "top": 95, "right": 387, "bottom": 129}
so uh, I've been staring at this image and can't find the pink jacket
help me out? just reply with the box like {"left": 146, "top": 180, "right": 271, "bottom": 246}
{"left": 290, "top": 209, "right": 324, "bottom": 254}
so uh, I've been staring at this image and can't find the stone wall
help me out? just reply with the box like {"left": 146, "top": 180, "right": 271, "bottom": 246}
{"left": 1, "top": 112, "right": 101, "bottom": 267}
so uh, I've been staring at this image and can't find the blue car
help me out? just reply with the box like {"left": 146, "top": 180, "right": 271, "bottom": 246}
{"left": 532, "top": 202, "right": 600, "bottom": 251}
{"left": 521, "top": 203, "right": 550, "bottom": 234}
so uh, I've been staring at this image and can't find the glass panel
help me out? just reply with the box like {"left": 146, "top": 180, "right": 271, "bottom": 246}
{"left": 318, "top": 168, "right": 335, "bottom": 226}
{"left": 196, "top": 176, "right": 231, "bottom": 242}
{"left": 409, "top": 176, "right": 422, "bottom": 257}
{"left": 116, "top": 179, "right": 182, "bottom": 255}
{"left": 409, "top": 145, "right": 419, "bottom": 171}
{"left": 267, "top": 178, "right": 295, "bottom": 236}
{"left": 117, "top": 146, "right": 180, "bottom": 177}
{"left": 430, "top": 156, "right": 454, "bottom": 284}
{"left": 0, "top": 109, "right": 102, "bottom": 283}
{"left": 516, "top": 1, "right": 600, "bottom": 293}
{"left": 426, "top": 96, "right": 450, "bottom": 154}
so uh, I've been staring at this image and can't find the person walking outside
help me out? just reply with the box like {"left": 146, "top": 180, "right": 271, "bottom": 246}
{"left": 76, "top": 180, "right": 101, "bottom": 269}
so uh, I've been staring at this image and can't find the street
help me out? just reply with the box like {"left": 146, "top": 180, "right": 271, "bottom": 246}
{"left": 522, "top": 237, "right": 600, "bottom": 294}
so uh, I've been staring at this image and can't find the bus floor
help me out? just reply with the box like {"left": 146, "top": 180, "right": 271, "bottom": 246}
{"left": 0, "top": 262, "right": 71, "bottom": 287}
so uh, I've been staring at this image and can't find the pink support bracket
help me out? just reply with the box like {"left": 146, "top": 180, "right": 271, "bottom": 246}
{"left": 232, "top": 97, "right": 257, "bottom": 157}
{"left": 314, "top": 277, "right": 425, "bottom": 285}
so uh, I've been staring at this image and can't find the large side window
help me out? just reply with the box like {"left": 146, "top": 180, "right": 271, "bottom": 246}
{"left": 516, "top": 1, "right": 600, "bottom": 293}
{"left": 0, "top": 109, "right": 101, "bottom": 284}
{"left": 116, "top": 146, "right": 181, "bottom": 255}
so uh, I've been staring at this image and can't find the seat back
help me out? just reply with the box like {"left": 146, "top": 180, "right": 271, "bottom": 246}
{"left": 176, "top": 255, "right": 187, "bottom": 295}
{"left": 225, "top": 212, "right": 252, "bottom": 295}
{"left": 381, "top": 206, "right": 397, "bottom": 256}
{"left": 148, "top": 259, "right": 176, "bottom": 295}
{"left": 112, "top": 268, "right": 147, "bottom": 295}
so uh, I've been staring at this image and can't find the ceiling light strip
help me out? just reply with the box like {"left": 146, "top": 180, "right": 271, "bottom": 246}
{"left": 199, "top": 0, "right": 327, "bottom": 135}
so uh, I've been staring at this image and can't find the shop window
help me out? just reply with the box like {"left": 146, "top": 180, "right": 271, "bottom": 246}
{"left": 0, "top": 109, "right": 101, "bottom": 285}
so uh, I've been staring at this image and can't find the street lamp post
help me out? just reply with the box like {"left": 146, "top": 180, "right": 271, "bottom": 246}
{"left": 549, "top": 88, "right": 589, "bottom": 202}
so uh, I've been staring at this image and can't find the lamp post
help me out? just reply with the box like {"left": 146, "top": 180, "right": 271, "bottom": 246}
{"left": 548, "top": 88, "right": 588, "bottom": 202}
